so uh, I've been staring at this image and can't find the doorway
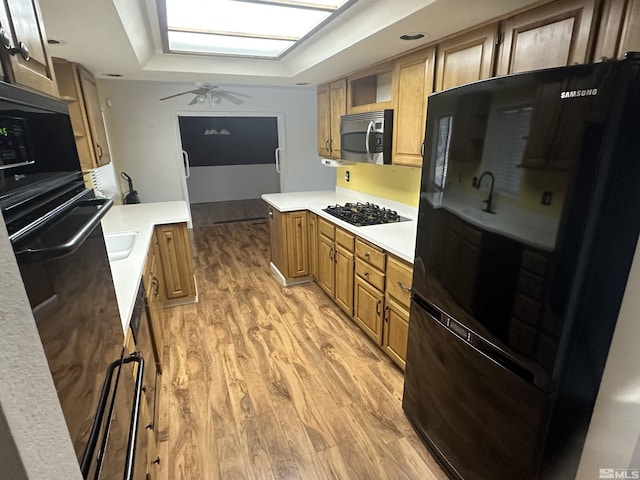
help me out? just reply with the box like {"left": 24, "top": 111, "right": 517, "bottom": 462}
{"left": 177, "top": 113, "right": 282, "bottom": 225}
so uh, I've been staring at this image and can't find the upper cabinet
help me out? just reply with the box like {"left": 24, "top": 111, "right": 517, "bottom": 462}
{"left": 347, "top": 62, "right": 393, "bottom": 113}
{"left": 0, "top": 0, "right": 58, "bottom": 96}
{"left": 593, "top": 0, "right": 640, "bottom": 60}
{"left": 392, "top": 46, "right": 436, "bottom": 167}
{"left": 53, "top": 58, "right": 111, "bottom": 171}
{"left": 317, "top": 78, "right": 346, "bottom": 159}
{"left": 496, "top": 0, "right": 598, "bottom": 75}
{"left": 435, "top": 24, "right": 498, "bottom": 92}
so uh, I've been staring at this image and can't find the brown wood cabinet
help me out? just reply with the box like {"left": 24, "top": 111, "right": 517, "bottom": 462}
{"left": 53, "top": 58, "right": 111, "bottom": 171}
{"left": 268, "top": 206, "right": 312, "bottom": 284}
{"left": 594, "top": 0, "right": 640, "bottom": 60}
{"left": 155, "top": 222, "right": 196, "bottom": 302}
{"left": 317, "top": 78, "right": 346, "bottom": 159}
{"left": 496, "top": 0, "right": 598, "bottom": 75}
{"left": 353, "top": 239, "right": 386, "bottom": 344}
{"left": 0, "top": 0, "right": 57, "bottom": 96}
{"left": 383, "top": 255, "right": 413, "bottom": 369}
{"left": 317, "top": 217, "right": 354, "bottom": 316}
{"left": 435, "top": 24, "right": 498, "bottom": 92}
{"left": 143, "top": 229, "right": 165, "bottom": 372}
{"left": 347, "top": 63, "right": 394, "bottom": 113}
{"left": 392, "top": 46, "right": 436, "bottom": 167}
{"left": 308, "top": 212, "right": 318, "bottom": 280}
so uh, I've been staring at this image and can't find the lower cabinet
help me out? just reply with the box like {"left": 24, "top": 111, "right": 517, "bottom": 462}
{"left": 143, "top": 229, "right": 165, "bottom": 372}
{"left": 267, "top": 206, "right": 311, "bottom": 284}
{"left": 155, "top": 222, "right": 197, "bottom": 302}
{"left": 317, "top": 217, "right": 355, "bottom": 316}
{"left": 354, "top": 273, "right": 384, "bottom": 344}
{"left": 383, "top": 255, "right": 413, "bottom": 369}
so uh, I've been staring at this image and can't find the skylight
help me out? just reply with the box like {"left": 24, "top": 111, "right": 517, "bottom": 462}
{"left": 160, "top": 0, "right": 355, "bottom": 59}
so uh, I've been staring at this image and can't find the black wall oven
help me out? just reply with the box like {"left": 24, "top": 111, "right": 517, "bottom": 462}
{"left": 0, "top": 81, "right": 145, "bottom": 478}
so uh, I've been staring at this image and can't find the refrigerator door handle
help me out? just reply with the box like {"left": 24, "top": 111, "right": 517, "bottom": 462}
{"left": 182, "top": 150, "right": 190, "bottom": 179}
{"left": 275, "top": 147, "right": 281, "bottom": 174}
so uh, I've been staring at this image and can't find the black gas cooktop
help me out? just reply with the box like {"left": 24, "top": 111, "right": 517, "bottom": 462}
{"left": 323, "top": 202, "right": 408, "bottom": 227}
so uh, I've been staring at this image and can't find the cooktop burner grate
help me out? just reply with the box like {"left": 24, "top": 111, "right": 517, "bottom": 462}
{"left": 322, "top": 202, "right": 407, "bottom": 226}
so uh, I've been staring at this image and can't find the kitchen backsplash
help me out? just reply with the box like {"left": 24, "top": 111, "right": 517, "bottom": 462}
{"left": 336, "top": 163, "right": 421, "bottom": 207}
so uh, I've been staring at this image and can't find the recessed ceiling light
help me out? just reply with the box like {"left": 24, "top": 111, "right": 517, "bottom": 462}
{"left": 102, "top": 73, "right": 123, "bottom": 77}
{"left": 400, "top": 32, "right": 428, "bottom": 41}
{"left": 47, "top": 38, "right": 65, "bottom": 45}
{"left": 296, "top": 82, "right": 310, "bottom": 86}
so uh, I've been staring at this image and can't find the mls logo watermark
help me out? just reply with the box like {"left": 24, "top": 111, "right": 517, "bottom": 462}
{"left": 600, "top": 468, "right": 640, "bottom": 479}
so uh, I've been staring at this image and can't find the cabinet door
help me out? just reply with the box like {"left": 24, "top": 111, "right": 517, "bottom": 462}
{"left": 593, "top": 0, "right": 640, "bottom": 60}
{"left": 383, "top": 298, "right": 409, "bottom": 370}
{"left": 78, "top": 66, "right": 111, "bottom": 167}
{"left": 329, "top": 78, "right": 347, "bottom": 159}
{"left": 353, "top": 275, "right": 384, "bottom": 345}
{"left": 435, "top": 24, "right": 497, "bottom": 92}
{"left": 317, "top": 83, "right": 331, "bottom": 157}
{"left": 317, "top": 233, "right": 335, "bottom": 298}
{"left": 286, "top": 211, "right": 309, "bottom": 278}
{"left": 308, "top": 212, "right": 318, "bottom": 280}
{"left": 496, "top": 0, "right": 598, "bottom": 75}
{"left": 268, "top": 206, "right": 286, "bottom": 274}
{"left": 392, "top": 46, "right": 436, "bottom": 167}
{"left": 334, "top": 244, "right": 354, "bottom": 316}
{"left": 156, "top": 223, "right": 196, "bottom": 300}
{"left": 0, "top": 0, "right": 57, "bottom": 96}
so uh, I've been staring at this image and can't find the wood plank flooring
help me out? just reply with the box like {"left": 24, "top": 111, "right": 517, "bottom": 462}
{"left": 190, "top": 199, "right": 268, "bottom": 227}
{"left": 156, "top": 219, "right": 448, "bottom": 479}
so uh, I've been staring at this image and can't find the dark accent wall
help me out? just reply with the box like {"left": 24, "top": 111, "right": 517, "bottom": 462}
{"left": 178, "top": 116, "right": 278, "bottom": 166}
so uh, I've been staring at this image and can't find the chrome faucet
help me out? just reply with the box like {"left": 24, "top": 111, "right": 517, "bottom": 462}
{"left": 476, "top": 171, "right": 496, "bottom": 214}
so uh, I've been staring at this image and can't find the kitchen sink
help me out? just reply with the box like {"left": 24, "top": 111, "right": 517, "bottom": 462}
{"left": 104, "top": 231, "right": 138, "bottom": 261}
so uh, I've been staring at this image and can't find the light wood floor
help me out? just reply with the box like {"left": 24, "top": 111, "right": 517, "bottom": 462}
{"left": 155, "top": 220, "right": 448, "bottom": 480}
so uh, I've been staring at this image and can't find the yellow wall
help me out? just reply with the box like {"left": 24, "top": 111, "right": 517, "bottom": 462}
{"left": 335, "top": 163, "right": 422, "bottom": 207}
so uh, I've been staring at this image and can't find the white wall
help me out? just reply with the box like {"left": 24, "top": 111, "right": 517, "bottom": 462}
{"left": 0, "top": 215, "right": 82, "bottom": 480}
{"left": 99, "top": 80, "right": 334, "bottom": 205}
{"left": 577, "top": 241, "right": 640, "bottom": 478}
{"left": 187, "top": 165, "right": 279, "bottom": 203}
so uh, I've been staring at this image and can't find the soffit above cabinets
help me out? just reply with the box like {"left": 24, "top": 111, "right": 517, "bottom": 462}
{"left": 38, "top": 0, "right": 540, "bottom": 86}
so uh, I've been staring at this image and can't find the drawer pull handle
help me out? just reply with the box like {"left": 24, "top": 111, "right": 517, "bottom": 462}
{"left": 364, "top": 271, "right": 369, "bottom": 277}
{"left": 397, "top": 281, "right": 411, "bottom": 292}
{"left": 146, "top": 422, "right": 154, "bottom": 430}
{"left": 365, "top": 252, "right": 370, "bottom": 258}
{"left": 384, "top": 305, "right": 389, "bottom": 322}
{"left": 376, "top": 300, "right": 381, "bottom": 316}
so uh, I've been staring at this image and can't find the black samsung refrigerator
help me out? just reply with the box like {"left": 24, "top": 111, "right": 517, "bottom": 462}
{"left": 402, "top": 53, "right": 640, "bottom": 479}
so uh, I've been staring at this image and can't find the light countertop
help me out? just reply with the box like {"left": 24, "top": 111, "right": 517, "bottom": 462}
{"left": 101, "top": 201, "right": 191, "bottom": 331}
{"left": 262, "top": 187, "right": 418, "bottom": 264}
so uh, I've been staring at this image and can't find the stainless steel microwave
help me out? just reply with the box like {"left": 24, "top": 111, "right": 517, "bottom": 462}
{"left": 340, "top": 109, "right": 393, "bottom": 164}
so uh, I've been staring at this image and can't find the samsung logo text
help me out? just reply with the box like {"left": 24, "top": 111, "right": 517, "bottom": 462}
{"left": 560, "top": 88, "right": 598, "bottom": 99}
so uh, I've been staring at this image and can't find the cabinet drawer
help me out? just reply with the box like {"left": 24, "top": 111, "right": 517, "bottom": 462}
{"left": 355, "top": 258, "right": 385, "bottom": 291}
{"left": 512, "top": 292, "right": 542, "bottom": 326}
{"left": 386, "top": 255, "right": 413, "bottom": 308}
{"left": 355, "top": 238, "right": 386, "bottom": 271}
{"left": 521, "top": 249, "right": 548, "bottom": 276}
{"left": 517, "top": 269, "right": 544, "bottom": 299}
{"left": 318, "top": 217, "right": 335, "bottom": 240}
{"left": 335, "top": 227, "right": 354, "bottom": 252}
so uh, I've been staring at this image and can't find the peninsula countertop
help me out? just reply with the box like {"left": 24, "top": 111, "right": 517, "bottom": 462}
{"left": 262, "top": 187, "right": 418, "bottom": 264}
{"left": 101, "top": 201, "right": 191, "bottom": 331}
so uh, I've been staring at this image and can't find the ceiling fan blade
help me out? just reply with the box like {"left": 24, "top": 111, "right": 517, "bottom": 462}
{"left": 158, "top": 90, "right": 196, "bottom": 101}
{"left": 216, "top": 91, "right": 245, "bottom": 105}
{"left": 188, "top": 96, "right": 200, "bottom": 105}
{"left": 219, "top": 89, "right": 251, "bottom": 98}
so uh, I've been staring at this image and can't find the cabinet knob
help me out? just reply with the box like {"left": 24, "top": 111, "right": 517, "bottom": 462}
{"left": 268, "top": 210, "right": 273, "bottom": 219}
{"left": 151, "top": 457, "right": 160, "bottom": 465}
{"left": 364, "top": 252, "right": 370, "bottom": 258}
{"left": 146, "top": 422, "right": 154, "bottom": 430}
{"left": 364, "top": 271, "right": 369, "bottom": 277}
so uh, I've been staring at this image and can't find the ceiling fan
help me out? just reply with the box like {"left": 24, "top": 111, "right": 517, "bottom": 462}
{"left": 159, "top": 83, "right": 251, "bottom": 105}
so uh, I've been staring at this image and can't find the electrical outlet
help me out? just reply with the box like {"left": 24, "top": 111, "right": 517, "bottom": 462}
{"left": 345, "top": 171, "right": 350, "bottom": 182}
{"left": 542, "top": 191, "right": 553, "bottom": 205}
